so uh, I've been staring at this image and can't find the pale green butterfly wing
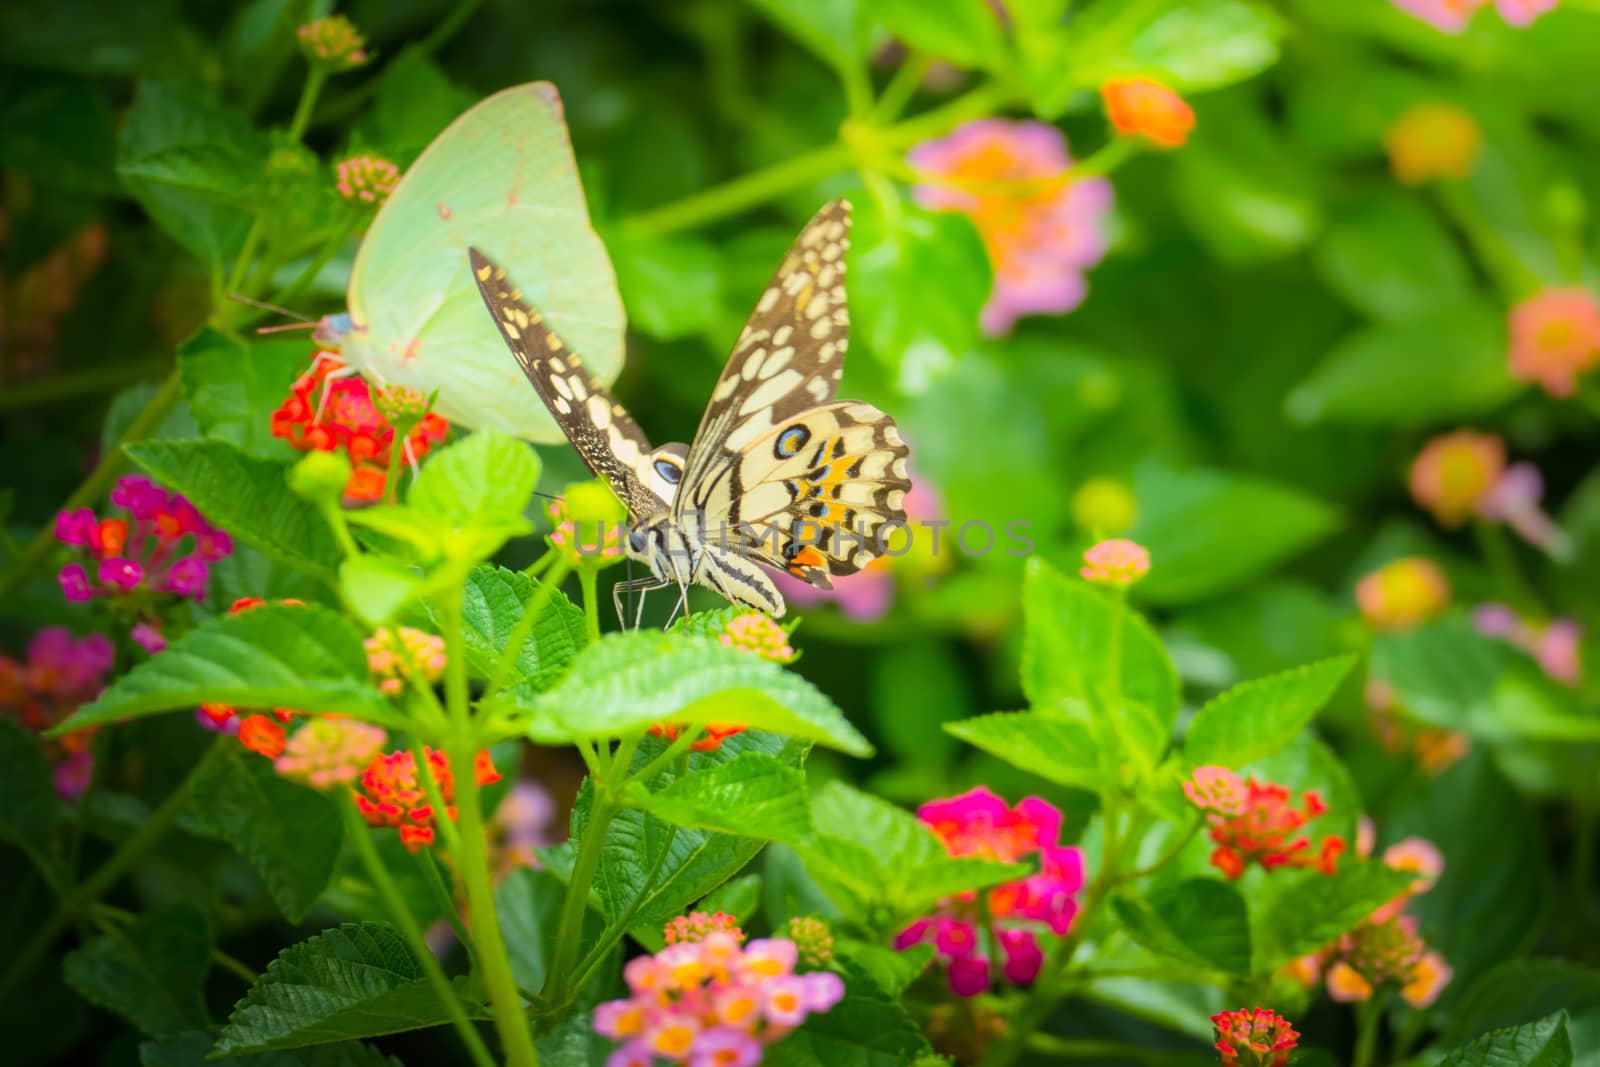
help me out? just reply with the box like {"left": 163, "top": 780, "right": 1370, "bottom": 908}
{"left": 330, "top": 82, "right": 622, "bottom": 443}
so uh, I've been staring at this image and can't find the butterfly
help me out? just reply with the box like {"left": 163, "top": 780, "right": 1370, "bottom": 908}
{"left": 311, "top": 82, "right": 624, "bottom": 442}
{"left": 470, "top": 200, "right": 912, "bottom": 622}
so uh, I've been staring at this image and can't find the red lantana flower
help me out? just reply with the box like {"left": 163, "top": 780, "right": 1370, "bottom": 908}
{"left": 353, "top": 747, "right": 501, "bottom": 851}
{"left": 1184, "top": 766, "right": 1344, "bottom": 879}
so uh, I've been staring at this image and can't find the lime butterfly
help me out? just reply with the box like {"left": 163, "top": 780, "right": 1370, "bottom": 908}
{"left": 313, "top": 82, "right": 622, "bottom": 443}
{"left": 470, "top": 200, "right": 913, "bottom": 621}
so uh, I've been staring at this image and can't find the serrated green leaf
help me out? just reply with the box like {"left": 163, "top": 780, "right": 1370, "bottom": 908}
{"left": 175, "top": 327, "right": 306, "bottom": 459}
{"left": 213, "top": 922, "right": 486, "bottom": 1054}
{"left": 495, "top": 867, "right": 584, "bottom": 995}
{"left": 944, "top": 711, "right": 1115, "bottom": 792}
{"left": 761, "top": 956, "right": 932, "bottom": 1067}
{"left": 1021, "top": 558, "right": 1179, "bottom": 770}
{"left": 140, "top": 1030, "right": 404, "bottom": 1067}
{"left": 509, "top": 630, "right": 871, "bottom": 756}
{"left": 1437, "top": 961, "right": 1600, "bottom": 1057}
{"left": 0, "top": 718, "right": 59, "bottom": 866}
{"left": 407, "top": 429, "right": 539, "bottom": 532}
{"left": 54, "top": 605, "right": 395, "bottom": 734}
{"left": 627, "top": 752, "right": 813, "bottom": 846}
{"left": 1184, "top": 655, "right": 1355, "bottom": 768}
{"left": 1112, "top": 878, "right": 1252, "bottom": 977}
{"left": 1370, "top": 613, "right": 1510, "bottom": 731}
{"left": 63, "top": 904, "right": 211, "bottom": 1039}
{"left": 799, "top": 781, "right": 1020, "bottom": 935}
{"left": 1252, "top": 862, "right": 1417, "bottom": 972}
{"left": 186, "top": 746, "right": 343, "bottom": 923}
{"left": 451, "top": 565, "right": 586, "bottom": 696}
{"left": 1437, "top": 1012, "right": 1572, "bottom": 1067}
{"left": 125, "top": 439, "right": 342, "bottom": 580}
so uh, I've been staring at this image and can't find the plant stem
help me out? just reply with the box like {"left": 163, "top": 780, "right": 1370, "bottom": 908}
{"left": 1118, "top": 816, "right": 1203, "bottom": 883}
{"left": 287, "top": 68, "right": 328, "bottom": 144}
{"left": 1351, "top": 998, "right": 1382, "bottom": 1067}
{"left": 0, "top": 370, "right": 182, "bottom": 603}
{"left": 342, "top": 800, "right": 497, "bottom": 1067}
{"left": 0, "top": 736, "right": 220, "bottom": 1003}
{"left": 440, "top": 599, "right": 540, "bottom": 1067}
{"left": 417, "top": 848, "right": 478, "bottom": 971}
{"left": 579, "top": 566, "right": 601, "bottom": 645}
{"left": 874, "top": 54, "right": 932, "bottom": 123}
{"left": 618, "top": 83, "right": 1009, "bottom": 239}
{"left": 545, "top": 791, "right": 617, "bottom": 1004}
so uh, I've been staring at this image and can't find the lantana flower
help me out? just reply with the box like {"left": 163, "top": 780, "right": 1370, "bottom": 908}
{"left": 1183, "top": 766, "right": 1344, "bottom": 879}
{"left": 544, "top": 495, "right": 623, "bottom": 567}
{"left": 592, "top": 930, "right": 844, "bottom": 1065}
{"left": 1384, "top": 103, "right": 1481, "bottom": 184}
{"left": 275, "top": 718, "right": 389, "bottom": 789}
{"left": 1473, "top": 602, "right": 1583, "bottom": 686}
{"left": 895, "top": 787, "right": 1085, "bottom": 996}
{"left": 1212, "top": 1007, "right": 1299, "bottom": 1067}
{"left": 1081, "top": 538, "right": 1150, "bottom": 585}
{"left": 910, "top": 119, "right": 1113, "bottom": 336}
{"left": 270, "top": 353, "right": 448, "bottom": 502}
{"left": 354, "top": 746, "right": 502, "bottom": 851}
{"left": 56, "top": 475, "right": 232, "bottom": 604}
{"left": 1408, "top": 430, "right": 1504, "bottom": 527}
{"left": 297, "top": 15, "right": 369, "bottom": 70}
{"left": 0, "top": 627, "right": 115, "bottom": 799}
{"left": 1355, "top": 557, "right": 1450, "bottom": 630}
{"left": 664, "top": 912, "right": 746, "bottom": 947}
{"left": 1102, "top": 78, "right": 1195, "bottom": 148}
{"left": 1389, "top": 0, "right": 1555, "bottom": 33}
{"left": 1508, "top": 287, "right": 1600, "bottom": 398}
{"left": 784, "top": 917, "right": 835, "bottom": 969}
{"left": 365, "top": 626, "right": 447, "bottom": 695}
{"left": 336, "top": 155, "right": 401, "bottom": 207}
{"left": 1366, "top": 680, "right": 1471, "bottom": 775}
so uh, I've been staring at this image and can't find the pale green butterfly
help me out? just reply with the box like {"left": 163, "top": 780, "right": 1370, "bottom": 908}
{"left": 313, "top": 82, "right": 622, "bottom": 443}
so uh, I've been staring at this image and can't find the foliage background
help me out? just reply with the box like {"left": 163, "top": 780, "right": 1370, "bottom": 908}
{"left": 3, "top": 0, "right": 1600, "bottom": 1064}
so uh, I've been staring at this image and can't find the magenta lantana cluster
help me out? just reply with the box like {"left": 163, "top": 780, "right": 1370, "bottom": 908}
{"left": 0, "top": 627, "right": 115, "bottom": 798}
{"left": 55, "top": 475, "right": 231, "bottom": 604}
{"left": 896, "top": 787, "right": 1085, "bottom": 997}
{"left": 594, "top": 932, "right": 844, "bottom": 1066}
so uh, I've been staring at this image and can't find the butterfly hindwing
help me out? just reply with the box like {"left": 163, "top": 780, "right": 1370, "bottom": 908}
{"left": 469, "top": 248, "right": 666, "bottom": 517}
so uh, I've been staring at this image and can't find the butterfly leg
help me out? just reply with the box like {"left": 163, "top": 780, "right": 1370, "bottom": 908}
{"left": 662, "top": 580, "right": 692, "bottom": 631}
{"left": 612, "top": 575, "right": 669, "bottom": 632}
{"left": 311, "top": 360, "right": 362, "bottom": 425}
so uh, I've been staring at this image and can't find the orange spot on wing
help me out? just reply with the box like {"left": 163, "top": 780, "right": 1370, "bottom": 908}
{"left": 792, "top": 546, "right": 825, "bottom": 568}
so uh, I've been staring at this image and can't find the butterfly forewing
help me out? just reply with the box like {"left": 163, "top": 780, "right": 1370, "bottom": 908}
{"left": 469, "top": 248, "right": 666, "bottom": 517}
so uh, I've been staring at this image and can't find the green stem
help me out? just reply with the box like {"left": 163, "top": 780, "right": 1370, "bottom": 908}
{"left": 874, "top": 54, "right": 932, "bottom": 123}
{"left": 545, "top": 791, "right": 618, "bottom": 1004}
{"left": 417, "top": 849, "right": 479, "bottom": 970}
{"left": 263, "top": 218, "right": 357, "bottom": 317}
{"left": 343, "top": 800, "right": 497, "bottom": 1067}
{"left": 1435, "top": 182, "right": 1546, "bottom": 301}
{"left": 94, "top": 902, "right": 260, "bottom": 983}
{"left": 441, "top": 598, "right": 539, "bottom": 1067}
{"left": 288, "top": 68, "right": 328, "bottom": 144}
{"left": 1118, "top": 815, "right": 1203, "bottom": 883}
{"left": 1474, "top": 520, "right": 1544, "bottom": 617}
{"left": 1351, "top": 998, "right": 1383, "bottom": 1067}
{"left": 579, "top": 566, "right": 601, "bottom": 645}
{"left": 626, "top": 729, "right": 702, "bottom": 788}
{"left": 618, "top": 82, "right": 1010, "bottom": 239}
{"left": 0, "top": 371, "right": 182, "bottom": 603}
{"left": 0, "top": 737, "right": 221, "bottom": 1003}
{"left": 222, "top": 220, "right": 268, "bottom": 309}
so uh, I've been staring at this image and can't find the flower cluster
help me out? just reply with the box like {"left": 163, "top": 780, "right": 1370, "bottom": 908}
{"left": 594, "top": 933, "right": 844, "bottom": 1067}
{"left": 1384, "top": 102, "right": 1481, "bottom": 185}
{"left": 544, "top": 496, "right": 623, "bottom": 566}
{"left": 1366, "top": 680, "right": 1471, "bottom": 775}
{"left": 275, "top": 718, "right": 389, "bottom": 789}
{"left": 297, "top": 15, "right": 369, "bottom": 69}
{"left": 896, "top": 787, "right": 1084, "bottom": 997}
{"left": 336, "top": 155, "right": 401, "bottom": 206}
{"left": 1081, "top": 538, "right": 1150, "bottom": 585}
{"left": 195, "top": 598, "right": 307, "bottom": 756}
{"left": 353, "top": 746, "right": 502, "bottom": 851}
{"left": 365, "top": 626, "right": 447, "bottom": 695}
{"left": 718, "top": 613, "right": 796, "bottom": 662}
{"left": 1212, "top": 1008, "right": 1299, "bottom": 1067}
{"left": 56, "top": 475, "right": 232, "bottom": 603}
{"left": 784, "top": 917, "right": 835, "bottom": 969}
{"left": 1355, "top": 557, "right": 1451, "bottom": 630}
{"left": 1390, "top": 0, "right": 1555, "bottom": 33}
{"left": 1102, "top": 78, "right": 1195, "bottom": 148}
{"left": 1474, "top": 603, "right": 1583, "bottom": 686}
{"left": 1183, "top": 766, "right": 1345, "bottom": 879}
{"left": 910, "top": 119, "right": 1113, "bottom": 336}
{"left": 0, "top": 628, "right": 115, "bottom": 798}
{"left": 271, "top": 353, "right": 448, "bottom": 501}
{"left": 1509, "top": 287, "right": 1600, "bottom": 398}
{"left": 1408, "top": 430, "right": 1503, "bottom": 527}
{"left": 664, "top": 912, "right": 745, "bottom": 947}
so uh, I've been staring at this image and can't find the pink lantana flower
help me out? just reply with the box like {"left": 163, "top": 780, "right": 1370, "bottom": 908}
{"left": 1390, "top": 0, "right": 1555, "bottom": 30}
{"left": 55, "top": 475, "right": 232, "bottom": 604}
{"left": 0, "top": 627, "right": 116, "bottom": 799}
{"left": 910, "top": 119, "right": 1113, "bottom": 336}
{"left": 1473, "top": 601, "right": 1584, "bottom": 686}
{"left": 895, "top": 787, "right": 1084, "bottom": 997}
{"left": 1509, "top": 287, "right": 1600, "bottom": 398}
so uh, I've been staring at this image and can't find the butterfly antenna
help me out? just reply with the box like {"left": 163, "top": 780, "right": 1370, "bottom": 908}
{"left": 228, "top": 293, "right": 314, "bottom": 322}
{"left": 255, "top": 321, "right": 320, "bottom": 334}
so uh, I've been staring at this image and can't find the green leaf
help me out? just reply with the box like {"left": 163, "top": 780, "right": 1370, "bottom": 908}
{"left": 453, "top": 565, "right": 587, "bottom": 697}
{"left": 747, "top": 0, "right": 865, "bottom": 72}
{"left": 798, "top": 781, "right": 1020, "bottom": 935}
{"left": 1437, "top": 1012, "right": 1572, "bottom": 1067}
{"left": 1183, "top": 655, "right": 1356, "bottom": 768}
{"left": 701, "top": 873, "right": 763, "bottom": 923}
{"left": 1287, "top": 302, "right": 1518, "bottom": 426}
{"left": 762, "top": 956, "right": 932, "bottom": 1067}
{"left": 945, "top": 711, "right": 1115, "bottom": 792}
{"left": 54, "top": 605, "right": 394, "bottom": 734}
{"left": 408, "top": 429, "right": 540, "bottom": 530}
{"left": 627, "top": 752, "right": 813, "bottom": 846}
{"left": 0, "top": 718, "right": 59, "bottom": 866}
{"left": 1129, "top": 464, "right": 1342, "bottom": 605}
{"left": 175, "top": 327, "right": 307, "bottom": 460}
{"left": 1021, "top": 558, "right": 1179, "bottom": 769}
{"left": 186, "top": 746, "right": 343, "bottom": 923}
{"left": 125, "top": 439, "right": 343, "bottom": 580}
{"left": 213, "top": 923, "right": 485, "bottom": 1055}
{"left": 63, "top": 904, "right": 211, "bottom": 1039}
{"left": 868, "top": 0, "right": 1006, "bottom": 71}
{"left": 1112, "top": 878, "right": 1252, "bottom": 976}
{"left": 140, "top": 1031, "right": 404, "bottom": 1067}
{"left": 607, "top": 231, "right": 722, "bottom": 340}
{"left": 495, "top": 867, "right": 585, "bottom": 995}
{"left": 1371, "top": 614, "right": 1510, "bottom": 732}
{"left": 1438, "top": 961, "right": 1600, "bottom": 1060}
{"left": 358, "top": 51, "right": 474, "bottom": 163}
{"left": 1313, "top": 189, "right": 1473, "bottom": 322}
{"left": 1251, "top": 862, "right": 1417, "bottom": 972}
{"left": 510, "top": 630, "right": 872, "bottom": 756}
{"left": 1056, "top": 0, "right": 1283, "bottom": 104}
{"left": 339, "top": 555, "right": 422, "bottom": 627}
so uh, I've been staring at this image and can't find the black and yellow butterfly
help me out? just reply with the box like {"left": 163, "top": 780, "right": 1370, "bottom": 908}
{"left": 469, "top": 200, "right": 911, "bottom": 622}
